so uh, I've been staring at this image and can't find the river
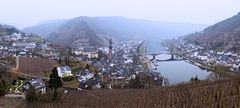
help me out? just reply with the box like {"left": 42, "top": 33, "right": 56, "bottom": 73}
{"left": 147, "top": 41, "right": 213, "bottom": 85}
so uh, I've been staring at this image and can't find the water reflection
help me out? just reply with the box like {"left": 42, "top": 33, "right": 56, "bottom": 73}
{"left": 147, "top": 41, "right": 214, "bottom": 84}
{"left": 153, "top": 58, "right": 212, "bottom": 84}
{"left": 156, "top": 54, "right": 171, "bottom": 60}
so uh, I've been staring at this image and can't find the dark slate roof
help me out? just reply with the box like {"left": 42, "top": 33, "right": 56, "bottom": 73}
{"left": 151, "top": 72, "right": 161, "bottom": 77}
{"left": 79, "top": 79, "right": 99, "bottom": 89}
{"left": 28, "top": 79, "right": 46, "bottom": 90}
{"left": 83, "top": 46, "right": 97, "bottom": 52}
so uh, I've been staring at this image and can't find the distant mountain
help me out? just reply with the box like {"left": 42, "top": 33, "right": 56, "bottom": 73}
{"left": 203, "top": 13, "right": 240, "bottom": 33}
{"left": 23, "top": 16, "right": 207, "bottom": 47}
{"left": 35, "top": 19, "right": 67, "bottom": 26}
{"left": 47, "top": 19, "right": 104, "bottom": 47}
{"left": 23, "top": 19, "right": 67, "bottom": 38}
{"left": 0, "top": 22, "right": 25, "bottom": 30}
{"left": 184, "top": 12, "right": 240, "bottom": 52}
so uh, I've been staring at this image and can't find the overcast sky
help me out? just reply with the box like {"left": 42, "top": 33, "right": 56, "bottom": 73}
{"left": 0, "top": 0, "right": 239, "bottom": 28}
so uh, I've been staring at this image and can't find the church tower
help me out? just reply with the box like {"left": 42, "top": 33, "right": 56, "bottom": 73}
{"left": 108, "top": 38, "right": 113, "bottom": 61}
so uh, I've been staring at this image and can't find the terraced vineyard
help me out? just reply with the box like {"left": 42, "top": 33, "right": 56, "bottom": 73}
{"left": 16, "top": 78, "right": 240, "bottom": 108}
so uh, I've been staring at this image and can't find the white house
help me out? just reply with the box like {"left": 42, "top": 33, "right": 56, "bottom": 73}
{"left": 12, "top": 42, "right": 36, "bottom": 49}
{"left": 23, "top": 79, "right": 46, "bottom": 94}
{"left": 76, "top": 69, "right": 94, "bottom": 83}
{"left": 25, "top": 42, "right": 36, "bottom": 49}
{"left": 197, "top": 55, "right": 208, "bottom": 61}
{"left": 0, "top": 46, "right": 3, "bottom": 50}
{"left": 124, "top": 58, "right": 133, "bottom": 64}
{"left": 57, "top": 66, "right": 73, "bottom": 77}
{"left": 83, "top": 46, "right": 98, "bottom": 58}
{"left": 73, "top": 49, "right": 83, "bottom": 55}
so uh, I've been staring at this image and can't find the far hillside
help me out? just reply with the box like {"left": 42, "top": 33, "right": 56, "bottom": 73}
{"left": 0, "top": 24, "right": 19, "bottom": 36}
{"left": 23, "top": 17, "right": 207, "bottom": 47}
{"left": 184, "top": 12, "right": 240, "bottom": 52}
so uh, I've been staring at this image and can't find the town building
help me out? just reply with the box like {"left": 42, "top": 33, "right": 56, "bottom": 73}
{"left": 23, "top": 79, "right": 46, "bottom": 94}
{"left": 57, "top": 66, "right": 72, "bottom": 77}
{"left": 82, "top": 46, "right": 98, "bottom": 59}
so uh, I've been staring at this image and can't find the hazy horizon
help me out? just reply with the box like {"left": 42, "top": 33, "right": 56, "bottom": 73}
{"left": 0, "top": 0, "right": 239, "bottom": 29}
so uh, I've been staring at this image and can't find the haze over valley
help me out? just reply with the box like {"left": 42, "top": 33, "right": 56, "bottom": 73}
{"left": 23, "top": 16, "right": 207, "bottom": 46}
{"left": 1, "top": 0, "right": 240, "bottom": 108}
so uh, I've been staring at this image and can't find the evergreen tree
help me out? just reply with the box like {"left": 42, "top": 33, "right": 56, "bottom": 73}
{"left": 129, "top": 76, "right": 141, "bottom": 88}
{"left": 0, "top": 79, "right": 7, "bottom": 96}
{"left": 58, "top": 57, "right": 62, "bottom": 64}
{"left": 64, "top": 57, "right": 70, "bottom": 65}
{"left": 194, "top": 75, "right": 199, "bottom": 81}
{"left": 48, "top": 67, "right": 62, "bottom": 101}
{"left": 65, "top": 57, "right": 68, "bottom": 65}
{"left": 85, "top": 64, "right": 90, "bottom": 70}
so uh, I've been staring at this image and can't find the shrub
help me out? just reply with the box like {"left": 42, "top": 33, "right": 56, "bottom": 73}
{"left": 0, "top": 86, "right": 6, "bottom": 96}
{"left": 62, "top": 76, "right": 75, "bottom": 82}
{"left": 25, "top": 87, "right": 38, "bottom": 102}
{"left": 0, "top": 79, "right": 7, "bottom": 96}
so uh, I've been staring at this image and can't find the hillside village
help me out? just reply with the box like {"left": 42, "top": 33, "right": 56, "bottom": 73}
{"left": 0, "top": 27, "right": 165, "bottom": 104}
{"left": 173, "top": 39, "right": 240, "bottom": 74}
{"left": 1, "top": 23, "right": 240, "bottom": 103}
{"left": 0, "top": 31, "right": 52, "bottom": 59}
{"left": 0, "top": 5, "right": 240, "bottom": 107}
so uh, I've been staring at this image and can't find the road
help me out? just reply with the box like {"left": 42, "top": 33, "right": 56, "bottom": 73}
{"left": 15, "top": 80, "right": 24, "bottom": 93}
{"left": 137, "top": 41, "right": 152, "bottom": 72}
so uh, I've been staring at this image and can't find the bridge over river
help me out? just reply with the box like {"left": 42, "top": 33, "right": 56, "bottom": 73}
{"left": 147, "top": 52, "right": 186, "bottom": 62}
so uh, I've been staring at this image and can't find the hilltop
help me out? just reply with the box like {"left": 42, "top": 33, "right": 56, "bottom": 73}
{"left": 0, "top": 24, "right": 19, "bottom": 36}
{"left": 22, "top": 19, "right": 67, "bottom": 39}
{"left": 23, "top": 16, "right": 206, "bottom": 47}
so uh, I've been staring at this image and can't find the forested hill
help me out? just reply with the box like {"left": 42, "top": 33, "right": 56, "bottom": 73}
{"left": 24, "top": 16, "right": 206, "bottom": 47}
{"left": 0, "top": 24, "right": 19, "bottom": 36}
{"left": 184, "top": 12, "right": 240, "bottom": 52}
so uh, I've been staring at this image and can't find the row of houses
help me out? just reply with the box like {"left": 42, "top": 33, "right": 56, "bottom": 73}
{"left": 22, "top": 66, "right": 73, "bottom": 94}
{"left": 10, "top": 39, "right": 162, "bottom": 93}
{"left": 178, "top": 39, "right": 240, "bottom": 71}
{"left": 16, "top": 56, "right": 73, "bottom": 94}
{"left": 0, "top": 32, "right": 58, "bottom": 59}
{"left": 72, "top": 46, "right": 98, "bottom": 59}
{"left": 83, "top": 41, "right": 164, "bottom": 89}
{"left": 0, "top": 33, "right": 26, "bottom": 42}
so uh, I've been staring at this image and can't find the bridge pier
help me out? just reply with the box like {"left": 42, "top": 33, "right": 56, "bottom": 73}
{"left": 171, "top": 54, "right": 174, "bottom": 60}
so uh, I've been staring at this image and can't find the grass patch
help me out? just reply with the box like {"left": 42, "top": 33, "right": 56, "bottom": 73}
{"left": 8, "top": 80, "right": 24, "bottom": 93}
{"left": 62, "top": 76, "right": 75, "bottom": 82}
{"left": 63, "top": 80, "right": 79, "bottom": 89}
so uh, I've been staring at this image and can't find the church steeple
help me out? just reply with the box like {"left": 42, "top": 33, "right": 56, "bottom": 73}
{"left": 108, "top": 38, "right": 113, "bottom": 61}
{"left": 109, "top": 38, "right": 112, "bottom": 49}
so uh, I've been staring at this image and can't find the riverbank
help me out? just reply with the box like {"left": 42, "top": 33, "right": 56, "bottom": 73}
{"left": 137, "top": 41, "right": 152, "bottom": 72}
{"left": 137, "top": 41, "right": 169, "bottom": 86}
{"left": 171, "top": 49, "right": 239, "bottom": 78}
{"left": 179, "top": 53, "right": 238, "bottom": 77}
{"left": 147, "top": 41, "right": 216, "bottom": 84}
{"left": 182, "top": 56, "right": 212, "bottom": 70}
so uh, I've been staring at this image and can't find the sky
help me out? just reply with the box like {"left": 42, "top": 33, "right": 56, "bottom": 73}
{"left": 0, "top": 0, "right": 239, "bottom": 29}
